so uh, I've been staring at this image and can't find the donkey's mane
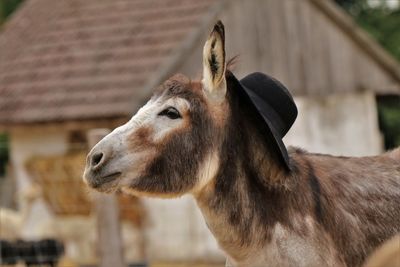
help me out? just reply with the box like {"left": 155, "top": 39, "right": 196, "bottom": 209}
{"left": 202, "top": 70, "right": 400, "bottom": 266}
{"left": 200, "top": 70, "right": 306, "bottom": 245}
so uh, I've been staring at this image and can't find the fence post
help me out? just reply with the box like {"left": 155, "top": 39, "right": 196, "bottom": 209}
{"left": 87, "top": 129, "right": 125, "bottom": 267}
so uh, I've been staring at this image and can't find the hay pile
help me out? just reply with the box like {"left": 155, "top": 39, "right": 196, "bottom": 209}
{"left": 26, "top": 152, "right": 145, "bottom": 226}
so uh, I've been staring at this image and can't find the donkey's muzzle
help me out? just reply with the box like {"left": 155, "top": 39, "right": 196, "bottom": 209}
{"left": 86, "top": 146, "right": 109, "bottom": 173}
{"left": 83, "top": 145, "right": 121, "bottom": 191}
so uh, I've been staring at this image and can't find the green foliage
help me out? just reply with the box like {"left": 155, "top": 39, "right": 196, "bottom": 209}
{"left": 0, "top": 0, "right": 24, "bottom": 25}
{"left": 378, "top": 96, "right": 400, "bottom": 149}
{"left": 0, "top": 0, "right": 24, "bottom": 175}
{"left": 336, "top": 0, "right": 400, "bottom": 61}
{"left": 0, "top": 134, "right": 9, "bottom": 176}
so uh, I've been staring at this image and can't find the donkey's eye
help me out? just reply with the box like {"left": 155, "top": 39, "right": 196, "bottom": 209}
{"left": 158, "top": 107, "right": 181, "bottom": 119}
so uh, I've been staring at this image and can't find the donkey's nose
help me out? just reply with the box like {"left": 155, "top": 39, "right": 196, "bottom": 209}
{"left": 88, "top": 150, "right": 109, "bottom": 171}
{"left": 91, "top": 152, "right": 104, "bottom": 168}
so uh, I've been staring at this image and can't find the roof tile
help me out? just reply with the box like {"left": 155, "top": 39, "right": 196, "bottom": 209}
{"left": 0, "top": 0, "right": 216, "bottom": 124}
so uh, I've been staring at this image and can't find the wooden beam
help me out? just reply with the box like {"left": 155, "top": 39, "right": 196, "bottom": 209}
{"left": 87, "top": 129, "right": 125, "bottom": 267}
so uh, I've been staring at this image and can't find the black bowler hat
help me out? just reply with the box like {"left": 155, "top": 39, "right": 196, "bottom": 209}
{"left": 238, "top": 72, "right": 298, "bottom": 170}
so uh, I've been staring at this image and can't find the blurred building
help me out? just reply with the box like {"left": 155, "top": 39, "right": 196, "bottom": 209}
{"left": 0, "top": 0, "right": 399, "bottom": 265}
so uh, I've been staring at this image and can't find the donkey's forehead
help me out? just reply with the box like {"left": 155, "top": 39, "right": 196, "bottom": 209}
{"left": 154, "top": 74, "right": 204, "bottom": 101}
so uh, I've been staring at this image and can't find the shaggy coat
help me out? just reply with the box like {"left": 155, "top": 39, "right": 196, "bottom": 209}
{"left": 195, "top": 71, "right": 400, "bottom": 266}
{"left": 84, "top": 21, "right": 400, "bottom": 267}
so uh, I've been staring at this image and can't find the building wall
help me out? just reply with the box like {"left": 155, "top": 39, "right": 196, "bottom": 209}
{"left": 179, "top": 0, "right": 397, "bottom": 95}
{"left": 284, "top": 91, "right": 383, "bottom": 156}
{"left": 9, "top": 128, "right": 69, "bottom": 239}
{"left": 220, "top": 0, "right": 397, "bottom": 95}
{"left": 143, "top": 197, "right": 224, "bottom": 262}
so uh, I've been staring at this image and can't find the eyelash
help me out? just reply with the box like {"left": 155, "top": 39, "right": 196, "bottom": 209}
{"left": 158, "top": 107, "right": 182, "bottom": 120}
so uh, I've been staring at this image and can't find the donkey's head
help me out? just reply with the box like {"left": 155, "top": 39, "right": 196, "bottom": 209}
{"left": 83, "top": 22, "right": 231, "bottom": 197}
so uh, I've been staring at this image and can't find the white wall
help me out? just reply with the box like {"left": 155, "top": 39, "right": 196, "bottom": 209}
{"left": 9, "top": 129, "right": 69, "bottom": 239}
{"left": 143, "top": 196, "right": 224, "bottom": 262}
{"left": 284, "top": 91, "right": 383, "bottom": 156}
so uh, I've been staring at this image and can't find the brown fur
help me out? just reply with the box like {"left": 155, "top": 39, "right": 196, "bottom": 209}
{"left": 128, "top": 126, "right": 155, "bottom": 151}
{"left": 85, "top": 21, "right": 400, "bottom": 267}
{"left": 127, "top": 71, "right": 400, "bottom": 266}
{"left": 126, "top": 79, "right": 219, "bottom": 196}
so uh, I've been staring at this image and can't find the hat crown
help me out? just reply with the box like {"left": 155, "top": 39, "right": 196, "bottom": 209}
{"left": 238, "top": 72, "right": 298, "bottom": 170}
{"left": 240, "top": 72, "right": 297, "bottom": 137}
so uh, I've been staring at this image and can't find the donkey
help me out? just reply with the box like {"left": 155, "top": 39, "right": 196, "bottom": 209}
{"left": 83, "top": 21, "right": 400, "bottom": 267}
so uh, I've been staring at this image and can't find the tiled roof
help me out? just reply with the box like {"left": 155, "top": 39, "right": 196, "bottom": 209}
{"left": 0, "top": 0, "right": 216, "bottom": 124}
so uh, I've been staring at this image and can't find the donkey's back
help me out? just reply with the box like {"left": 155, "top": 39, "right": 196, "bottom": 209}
{"left": 289, "top": 147, "right": 400, "bottom": 267}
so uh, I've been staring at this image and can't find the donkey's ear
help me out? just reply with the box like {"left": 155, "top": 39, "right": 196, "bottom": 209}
{"left": 202, "top": 21, "right": 226, "bottom": 101}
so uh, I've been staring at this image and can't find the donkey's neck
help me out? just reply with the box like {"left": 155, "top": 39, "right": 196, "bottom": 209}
{"left": 193, "top": 108, "right": 297, "bottom": 263}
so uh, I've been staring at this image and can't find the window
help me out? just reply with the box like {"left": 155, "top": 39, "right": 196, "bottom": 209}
{"left": 68, "top": 130, "right": 88, "bottom": 152}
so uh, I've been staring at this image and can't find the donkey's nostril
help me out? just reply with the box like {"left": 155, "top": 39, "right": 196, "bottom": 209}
{"left": 91, "top": 152, "right": 104, "bottom": 168}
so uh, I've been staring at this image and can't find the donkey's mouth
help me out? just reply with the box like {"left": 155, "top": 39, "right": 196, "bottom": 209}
{"left": 84, "top": 171, "right": 122, "bottom": 192}
{"left": 99, "top": 172, "right": 122, "bottom": 183}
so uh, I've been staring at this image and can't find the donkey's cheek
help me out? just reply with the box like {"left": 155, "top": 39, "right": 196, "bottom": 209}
{"left": 128, "top": 126, "right": 156, "bottom": 151}
{"left": 119, "top": 148, "right": 158, "bottom": 184}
